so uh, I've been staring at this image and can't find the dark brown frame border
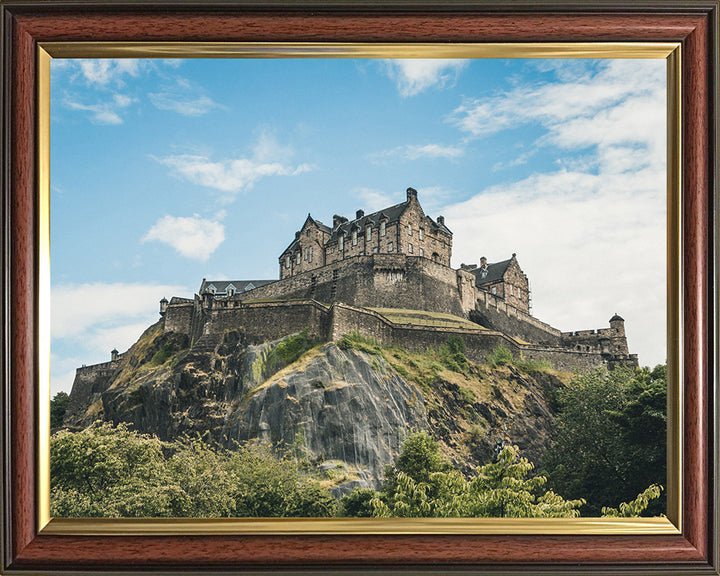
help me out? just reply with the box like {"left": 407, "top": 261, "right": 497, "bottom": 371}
{"left": 1, "top": 1, "right": 717, "bottom": 574}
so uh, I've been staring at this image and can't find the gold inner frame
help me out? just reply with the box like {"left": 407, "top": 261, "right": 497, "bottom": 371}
{"left": 37, "top": 42, "right": 682, "bottom": 536}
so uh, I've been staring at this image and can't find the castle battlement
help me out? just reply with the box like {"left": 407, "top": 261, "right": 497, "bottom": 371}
{"left": 156, "top": 187, "right": 638, "bottom": 371}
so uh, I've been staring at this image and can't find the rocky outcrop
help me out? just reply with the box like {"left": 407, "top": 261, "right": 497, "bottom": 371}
{"left": 223, "top": 343, "right": 427, "bottom": 488}
{"left": 64, "top": 322, "right": 564, "bottom": 490}
{"left": 65, "top": 328, "right": 427, "bottom": 489}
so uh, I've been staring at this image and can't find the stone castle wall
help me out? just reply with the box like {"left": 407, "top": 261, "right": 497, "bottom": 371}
{"left": 471, "top": 291, "right": 561, "bottom": 346}
{"left": 63, "top": 357, "right": 123, "bottom": 428}
{"left": 164, "top": 298, "right": 611, "bottom": 372}
{"left": 226, "top": 254, "right": 474, "bottom": 318}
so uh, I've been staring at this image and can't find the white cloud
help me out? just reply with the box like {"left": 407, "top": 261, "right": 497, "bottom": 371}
{"left": 52, "top": 282, "right": 186, "bottom": 340}
{"left": 142, "top": 214, "right": 225, "bottom": 261}
{"left": 64, "top": 93, "right": 137, "bottom": 125}
{"left": 442, "top": 59, "right": 667, "bottom": 368}
{"left": 154, "top": 134, "right": 312, "bottom": 196}
{"left": 150, "top": 94, "right": 221, "bottom": 116}
{"left": 50, "top": 282, "right": 189, "bottom": 395}
{"left": 384, "top": 59, "right": 468, "bottom": 97}
{"left": 149, "top": 77, "right": 224, "bottom": 116}
{"left": 77, "top": 59, "right": 142, "bottom": 86}
{"left": 370, "top": 143, "right": 464, "bottom": 162}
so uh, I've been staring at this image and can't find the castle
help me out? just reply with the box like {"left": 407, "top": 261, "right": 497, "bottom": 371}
{"left": 149, "top": 187, "right": 637, "bottom": 372}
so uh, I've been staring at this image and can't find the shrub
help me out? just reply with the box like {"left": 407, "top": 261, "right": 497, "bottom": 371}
{"left": 487, "top": 345, "right": 513, "bottom": 368}
{"left": 337, "top": 332, "right": 383, "bottom": 355}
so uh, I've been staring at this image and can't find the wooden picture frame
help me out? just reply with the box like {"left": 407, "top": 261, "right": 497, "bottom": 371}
{"left": 1, "top": 1, "right": 717, "bottom": 573}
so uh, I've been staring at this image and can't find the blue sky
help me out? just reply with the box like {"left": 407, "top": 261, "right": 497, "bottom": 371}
{"left": 50, "top": 57, "right": 667, "bottom": 395}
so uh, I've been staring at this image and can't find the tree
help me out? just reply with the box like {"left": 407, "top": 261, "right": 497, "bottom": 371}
{"left": 50, "top": 391, "right": 69, "bottom": 429}
{"left": 353, "top": 433, "right": 583, "bottom": 518}
{"left": 541, "top": 366, "right": 666, "bottom": 516}
{"left": 50, "top": 423, "right": 337, "bottom": 518}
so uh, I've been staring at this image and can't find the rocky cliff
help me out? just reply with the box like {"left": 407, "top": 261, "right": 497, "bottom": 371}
{"left": 63, "top": 320, "right": 567, "bottom": 490}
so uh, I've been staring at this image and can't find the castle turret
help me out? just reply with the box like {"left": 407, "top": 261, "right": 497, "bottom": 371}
{"left": 609, "top": 313, "right": 626, "bottom": 336}
{"left": 159, "top": 297, "right": 168, "bottom": 316}
{"left": 111, "top": 349, "right": 119, "bottom": 362}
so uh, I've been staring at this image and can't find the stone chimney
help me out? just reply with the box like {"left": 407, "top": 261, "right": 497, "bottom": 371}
{"left": 333, "top": 214, "right": 347, "bottom": 230}
{"left": 437, "top": 215, "right": 445, "bottom": 226}
{"left": 356, "top": 209, "right": 364, "bottom": 220}
{"left": 480, "top": 256, "right": 487, "bottom": 268}
{"left": 295, "top": 231, "right": 301, "bottom": 239}
{"left": 406, "top": 187, "right": 418, "bottom": 202}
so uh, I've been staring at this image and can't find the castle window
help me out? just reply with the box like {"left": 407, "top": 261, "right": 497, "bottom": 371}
{"left": 296, "top": 252, "right": 301, "bottom": 264}
{"left": 373, "top": 247, "right": 378, "bottom": 254}
{"left": 366, "top": 225, "right": 371, "bottom": 241}
{"left": 309, "top": 246, "right": 313, "bottom": 263}
{"left": 408, "top": 223, "right": 413, "bottom": 236}
{"left": 408, "top": 243, "right": 414, "bottom": 254}
{"left": 510, "top": 286, "right": 514, "bottom": 296}
{"left": 491, "top": 286, "right": 497, "bottom": 295}
{"left": 419, "top": 228, "right": 423, "bottom": 240}
{"left": 380, "top": 221, "right": 386, "bottom": 236}
{"left": 518, "top": 287, "right": 522, "bottom": 299}
{"left": 388, "top": 241, "right": 393, "bottom": 252}
{"left": 339, "top": 235, "right": 344, "bottom": 251}
{"left": 352, "top": 230, "right": 358, "bottom": 246}
{"left": 285, "top": 255, "right": 290, "bottom": 269}
{"left": 419, "top": 248, "right": 424, "bottom": 257}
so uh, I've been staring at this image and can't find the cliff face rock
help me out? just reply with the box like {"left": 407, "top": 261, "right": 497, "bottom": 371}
{"left": 65, "top": 327, "right": 427, "bottom": 489}
{"left": 223, "top": 343, "right": 428, "bottom": 488}
{"left": 64, "top": 322, "right": 565, "bottom": 489}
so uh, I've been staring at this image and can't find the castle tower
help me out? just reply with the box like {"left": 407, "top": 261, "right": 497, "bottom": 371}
{"left": 159, "top": 297, "right": 168, "bottom": 316}
{"left": 609, "top": 313, "right": 626, "bottom": 336}
{"left": 111, "top": 348, "right": 119, "bottom": 362}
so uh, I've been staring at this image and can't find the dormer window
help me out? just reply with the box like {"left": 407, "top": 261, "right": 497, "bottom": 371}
{"left": 366, "top": 225, "right": 372, "bottom": 241}
{"left": 380, "top": 221, "right": 386, "bottom": 236}
{"left": 245, "top": 283, "right": 255, "bottom": 291}
{"left": 207, "top": 284, "right": 216, "bottom": 294}
{"left": 227, "top": 285, "right": 236, "bottom": 296}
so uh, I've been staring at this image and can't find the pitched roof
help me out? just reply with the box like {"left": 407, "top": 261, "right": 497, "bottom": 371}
{"left": 280, "top": 214, "right": 331, "bottom": 255}
{"left": 199, "top": 279, "right": 274, "bottom": 295}
{"left": 471, "top": 258, "right": 513, "bottom": 287}
{"left": 326, "top": 201, "right": 451, "bottom": 244}
{"left": 326, "top": 200, "right": 409, "bottom": 243}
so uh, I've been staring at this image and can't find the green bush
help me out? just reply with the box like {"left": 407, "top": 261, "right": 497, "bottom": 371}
{"left": 487, "top": 345, "right": 513, "bottom": 368}
{"left": 438, "top": 336, "right": 469, "bottom": 373}
{"left": 337, "top": 332, "right": 383, "bottom": 355}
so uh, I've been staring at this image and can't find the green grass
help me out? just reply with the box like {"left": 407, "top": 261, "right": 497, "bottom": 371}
{"left": 368, "top": 308, "right": 484, "bottom": 330}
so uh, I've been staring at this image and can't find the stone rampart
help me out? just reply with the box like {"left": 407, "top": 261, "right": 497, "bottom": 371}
{"left": 201, "top": 300, "right": 332, "bottom": 344}
{"left": 63, "top": 359, "right": 122, "bottom": 428}
{"left": 472, "top": 291, "right": 561, "bottom": 346}
{"left": 226, "top": 254, "right": 470, "bottom": 317}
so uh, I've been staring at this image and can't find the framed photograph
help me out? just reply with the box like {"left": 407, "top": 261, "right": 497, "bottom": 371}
{"left": 1, "top": 1, "right": 717, "bottom": 574}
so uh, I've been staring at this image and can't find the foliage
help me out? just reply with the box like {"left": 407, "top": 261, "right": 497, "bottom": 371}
{"left": 337, "top": 332, "right": 383, "bottom": 355}
{"left": 50, "top": 423, "right": 337, "bottom": 518}
{"left": 438, "top": 336, "right": 470, "bottom": 373}
{"left": 261, "top": 329, "right": 319, "bottom": 378}
{"left": 540, "top": 365, "right": 666, "bottom": 516}
{"left": 486, "top": 345, "right": 513, "bottom": 368}
{"left": 339, "top": 488, "right": 377, "bottom": 517}
{"left": 515, "top": 357, "right": 553, "bottom": 374}
{"left": 344, "top": 433, "right": 583, "bottom": 518}
{"left": 50, "top": 391, "right": 69, "bottom": 429}
{"left": 601, "top": 484, "right": 663, "bottom": 517}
